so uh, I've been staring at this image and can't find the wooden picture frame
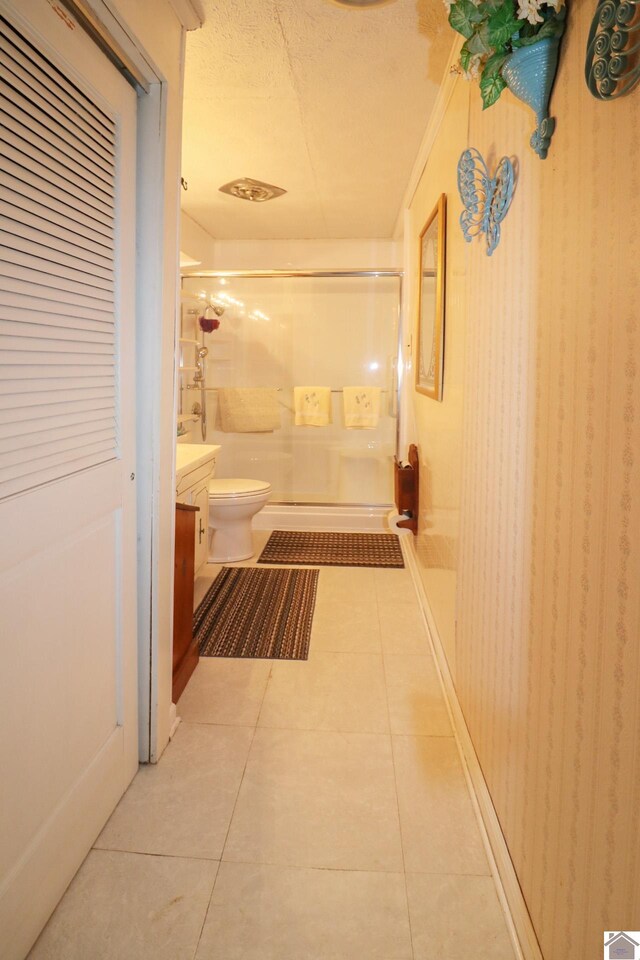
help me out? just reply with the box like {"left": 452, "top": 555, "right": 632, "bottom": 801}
{"left": 416, "top": 193, "right": 446, "bottom": 401}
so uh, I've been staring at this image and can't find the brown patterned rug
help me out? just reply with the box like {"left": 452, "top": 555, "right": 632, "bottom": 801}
{"left": 257, "top": 530, "right": 405, "bottom": 568}
{"left": 194, "top": 566, "right": 319, "bottom": 659}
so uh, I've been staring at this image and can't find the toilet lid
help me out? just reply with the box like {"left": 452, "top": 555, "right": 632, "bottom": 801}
{"left": 209, "top": 478, "right": 271, "bottom": 498}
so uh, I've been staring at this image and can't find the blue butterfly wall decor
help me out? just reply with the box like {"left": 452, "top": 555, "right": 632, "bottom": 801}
{"left": 457, "top": 148, "right": 516, "bottom": 257}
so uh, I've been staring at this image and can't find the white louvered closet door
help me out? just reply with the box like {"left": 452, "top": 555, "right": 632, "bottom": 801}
{"left": 0, "top": 3, "right": 138, "bottom": 958}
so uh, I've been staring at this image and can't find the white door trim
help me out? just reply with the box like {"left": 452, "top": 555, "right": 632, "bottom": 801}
{"left": 78, "top": 0, "right": 189, "bottom": 762}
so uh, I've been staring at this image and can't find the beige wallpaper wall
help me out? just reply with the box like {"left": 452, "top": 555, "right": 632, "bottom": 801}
{"left": 409, "top": 80, "right": 470, "bottom": 676}
{"left": 410, "top": 6, "right": 640, "bottom": 958}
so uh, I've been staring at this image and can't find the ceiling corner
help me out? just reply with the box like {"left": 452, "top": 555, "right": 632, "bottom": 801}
{"left": 168, "top": 0, "right": 204, "bottom": 31}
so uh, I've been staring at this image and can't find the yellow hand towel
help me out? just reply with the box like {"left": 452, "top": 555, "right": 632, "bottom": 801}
{"left": 343, "top": 386, "right": 381, "bottom": 429}
{"left": 293, "top": 386, "right": 332, "bottom": 426}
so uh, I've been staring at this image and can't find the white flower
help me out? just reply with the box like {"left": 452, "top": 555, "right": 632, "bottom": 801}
{"left": 517, "top": 0, "right": 544, "bottom": 24}
{"left": 443, "top": 0, "right": 453, "bottom": 12}
{"left": 463, "top": 53, "right": 483, "bottom": 80}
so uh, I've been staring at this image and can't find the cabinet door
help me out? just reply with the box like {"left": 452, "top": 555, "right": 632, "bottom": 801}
{"left": 193, "top": 483, "right": 210, "bottom": 573}
{"left": 173, "top": 504, "right": 198, "bottom": 703}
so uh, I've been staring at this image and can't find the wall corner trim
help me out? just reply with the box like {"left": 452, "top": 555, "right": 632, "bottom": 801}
{"left": 401, "top": 537, "right": 544, "bottom": 960}
{"left": 168, "top": 0, "right": 204, "bottom": 30}
{"left": 393, "top": 35, "right": 464, "bottom": 236}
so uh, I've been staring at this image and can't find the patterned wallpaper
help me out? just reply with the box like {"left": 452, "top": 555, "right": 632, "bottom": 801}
{"left": 409, "top": 80, "right": 470, "bottom": 676}
{"left": 410, "top": 6, "right": 640, "bottom": 958}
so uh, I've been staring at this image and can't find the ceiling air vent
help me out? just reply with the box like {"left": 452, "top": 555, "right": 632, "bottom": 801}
{"left": 219, "top": 177, "right": 287, "bottom": 203}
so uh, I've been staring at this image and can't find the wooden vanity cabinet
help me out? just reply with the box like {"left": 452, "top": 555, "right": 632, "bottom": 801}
{"left": 172, "top": 502, "right": 199, "bottom": 703}
{"left": 175, "top": 452, "right": 216, "bottom": 576}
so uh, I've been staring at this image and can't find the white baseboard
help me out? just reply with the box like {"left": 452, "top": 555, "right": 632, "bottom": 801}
{"left": 401, "top": 538, "right": 543, "bottom": 960}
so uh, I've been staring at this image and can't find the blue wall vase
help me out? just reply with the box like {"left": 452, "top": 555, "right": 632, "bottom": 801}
{"left": 501, "top": 36, "right": 562, "bottom": 159}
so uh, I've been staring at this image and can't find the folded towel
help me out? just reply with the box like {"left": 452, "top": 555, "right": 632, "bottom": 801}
{"left": 218, "top": 388, "right": 280, "bottom": 433}
{"left": 343, "top": 386, "right": 381, "bottom": 429}
{"left": 293, "top": 386, "right": 332, "bottom": 426}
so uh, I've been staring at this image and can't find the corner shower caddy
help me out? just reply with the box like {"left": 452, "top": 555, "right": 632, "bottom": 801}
{"left": 178, "top": 294, "right": 224, "bottom": 441}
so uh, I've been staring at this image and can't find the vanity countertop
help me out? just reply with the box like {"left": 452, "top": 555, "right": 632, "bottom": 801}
{"left": 175, "top": 443, "right": 221, "bottom": 485}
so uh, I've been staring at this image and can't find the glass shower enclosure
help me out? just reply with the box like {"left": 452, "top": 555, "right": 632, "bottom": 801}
{"left": 180, "top": 271, "right": 401, "bottom": 507}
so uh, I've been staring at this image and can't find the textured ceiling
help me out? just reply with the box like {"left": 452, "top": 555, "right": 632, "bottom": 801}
{"left": 181, "top": 0, "right": 451, "bottom": 240}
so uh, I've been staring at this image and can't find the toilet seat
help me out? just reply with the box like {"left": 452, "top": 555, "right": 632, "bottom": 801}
{"left": 209, "top": 478, "right": 271, "bottom": 500}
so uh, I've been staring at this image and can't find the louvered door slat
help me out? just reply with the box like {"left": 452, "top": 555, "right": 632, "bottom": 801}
{"left": 0, "top": 87, "right": 113, "bottom": 190}
{"left": 0, "top": 229, "right": 113, "bottom": 282}
{"left": 0, "top": 54, "right": 114, "bottom": 172}
{"left": 0, "top": 375, "right": 114, "bottom": 398}
{"left": 0, "top": 385, "right": 114, "bottom": 412}
{"left": 2, "top": 261, "right": 114, "bottom": 303}
{"left": 0, "top": 69, "right": 114, "bottom": 182}
{"left": 0, "top": 305, "right": 114, "bottom": 336}
{"left": 0, "top": 446, "right": 116, "bottom": 500}
{"left": 1, "top": 198, "right": 114, "bottom": 259}
{"left": 0, "top": 282, "right": 113, "bottom": 323}
{"left": 0, "top": 243, "right": 113, "bottom": 292}
{"left": 0, "top": 21, "right": 115, "bottom": 156}
{"left": 0, "top": 319, "right": 114, "bottom": 344}
{"left": 0, "top": 438, "right": 116, "bottom": 485}
{"left": 2, "top": 414, "right": 115, "bottom": 448}
{"left": 0, "top": 396, "right": 113, "bottom": 426}
{"left": 2, "top": 142, "right": 113, "bottom": 229}
{"left": 1, "top": 349, "right": 113, "bottom": 366}
{"left": 1, "top": 172, "right": 113, "bottom": 244}
{"left": 0, "top": 304, "right": 113, "bottom": 333}
{"left": 0, "top": 12, "right": 119, "bottom": 500}
{"left": 2, "top": 413, "right": 114, "bottom": 446}
{"left": 1, "top": 363, "right": 114, "bottom": 381}
{"left": 0, "top": 117, "right": 113, "bottom": 211}
{"left": 2, "top": 336, "right": 113, "bottom": 355}
{"left": 2, "top": 409, "right": 112, "bottom": 439}
{"left": 2, "top": 426, "right": 115, "bottom": 470}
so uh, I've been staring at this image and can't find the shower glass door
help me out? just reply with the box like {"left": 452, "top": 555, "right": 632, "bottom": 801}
{"left": 180, "top": 272, "right": 400, "bottom": 505}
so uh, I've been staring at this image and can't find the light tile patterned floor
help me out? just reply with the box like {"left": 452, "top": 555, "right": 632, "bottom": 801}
{"left": 29, "top": 531, "right": 515, "bottom": 960}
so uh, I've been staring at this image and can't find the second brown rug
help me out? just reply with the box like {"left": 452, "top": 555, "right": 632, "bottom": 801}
{"left": 257, "top": 529, "right": 405, "bottom": 568}
{"left": 195, "top": 566, "right": 319, "bottom": 659}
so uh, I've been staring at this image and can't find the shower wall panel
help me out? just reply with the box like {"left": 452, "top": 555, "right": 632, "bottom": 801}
{"left": 180, "top": 274, "right": 399, "bottom": 504}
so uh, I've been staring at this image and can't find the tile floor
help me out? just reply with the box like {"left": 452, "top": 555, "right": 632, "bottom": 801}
{"left": 29, "top": 531, "right": 516, "bottom": 960}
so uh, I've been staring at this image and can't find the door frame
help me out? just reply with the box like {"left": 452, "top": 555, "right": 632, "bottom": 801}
{"left": 7, "top": 0, "right": 198, "bottom": 766}
{"left": 62, "top": 0, "right": 200, "bottom": 762}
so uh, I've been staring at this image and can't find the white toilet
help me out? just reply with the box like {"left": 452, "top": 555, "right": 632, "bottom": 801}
{"left": 208, "top": 478, "right": 272, "bottom": 562}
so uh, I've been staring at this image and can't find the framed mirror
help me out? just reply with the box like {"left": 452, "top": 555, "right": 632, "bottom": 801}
{"left": 416, "top": 193, "right": 446, "bottom": 401}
